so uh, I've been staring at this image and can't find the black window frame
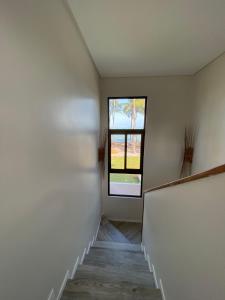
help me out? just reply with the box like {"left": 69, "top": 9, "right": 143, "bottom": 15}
{"left": 108, "top": 96, "right": 147, "bottom": 198}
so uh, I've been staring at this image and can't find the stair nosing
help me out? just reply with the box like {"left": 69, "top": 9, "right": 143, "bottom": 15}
{"left": 94, "top": 240, "right": 142, "bottom": 252}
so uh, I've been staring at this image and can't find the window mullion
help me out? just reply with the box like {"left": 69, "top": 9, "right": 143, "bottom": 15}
{"left": 140, "top": 132, "right": 145, "bottom": 173}
{"left": 108, "top": 132, "right": 112, "bottom": 171}
{"left": 124, "top": 134, "right": 127, "bottom": 170}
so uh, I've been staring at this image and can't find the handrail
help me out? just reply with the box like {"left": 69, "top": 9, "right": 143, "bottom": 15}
{"left": 144, "top": 164, "right": 225, "bottom": 193}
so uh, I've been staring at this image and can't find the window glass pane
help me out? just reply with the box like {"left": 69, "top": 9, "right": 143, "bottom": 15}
{"left": 111, "top": 135, "right": 125, "bottom": 169}
{"left": 127, "top": 134, "right": 141, "bottom": 169}
{"left": 109, "top": 173, "right": 142, "bottom": 196}
{"left": 109, "top": 98, "right": 145, "bottom": 129}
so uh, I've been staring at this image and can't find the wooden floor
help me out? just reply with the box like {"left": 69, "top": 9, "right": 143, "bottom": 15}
{"left": 61, "top": 218, "right": 162, "bottom": 300}
{"left": 111, "top": 221, "right": 142, "bottom": 244}
{"left": 97, "top": 218, "right": 142, "bottom": 244}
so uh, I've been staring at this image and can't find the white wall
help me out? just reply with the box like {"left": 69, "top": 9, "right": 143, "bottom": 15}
{"left": 141, "top": 52, "right": 225, "bottom": 299}
{"left": 192, "top": 53, "right": 225, "bottom": 172}
{"left": 143, "top": 173, "right": 225, "bottom": 300}
{"left": 0, "top": 1, "right": 100, "bottom": 299}
{"left": 100, "top": 77, "right": 194, "bottom": 221}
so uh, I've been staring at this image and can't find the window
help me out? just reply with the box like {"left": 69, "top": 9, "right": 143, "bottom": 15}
{"left": 108, "top": 97, "right": 147, "bottom": 197}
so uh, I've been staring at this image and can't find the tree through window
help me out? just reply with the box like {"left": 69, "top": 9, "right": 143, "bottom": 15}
{"left": 108, "top": 97, "right": 147, "bottom": 197}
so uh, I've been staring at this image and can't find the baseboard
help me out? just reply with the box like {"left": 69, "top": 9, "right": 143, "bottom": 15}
{"left": 142, "top": 244, "right": 158, "bottom": 288}
{"left": 91, "top": 235, "right": 95, "bottom": 246}
{"left": 86, "top": 241, "right": 92, "bottom": 254}
{"left": 94, "top": 219, "right": 101, "bottom": 241}
{"left": 159, "top": 278, "right": 166, "bottom": 300}
{"left": 47, "top": 289, "right": 55, "bottom": 300}
{"left": 56, "top": 270, "right": 70, "bottom": 300}
{"left": 140, "top": 243, "right": 166, "bottom": 298}
{"left": 152, "top": 264, "right": 159, "bottom": 289}
{"left": 80, "top": 247, "right": 86, "bottom": 265}
{"left": 146, "top": 254, "right": 153, "bottom": 272}
{"left": 46, "top": 218, "right": 101, "bottom": 300}
{"left": 143, "top": 245, "right": 147, "bottom": 260}
{"left": 108, "top": 218, "right": 142, "bottom": 223}
{"left": 70, "top": 256, "right": 80, "bottom": 279}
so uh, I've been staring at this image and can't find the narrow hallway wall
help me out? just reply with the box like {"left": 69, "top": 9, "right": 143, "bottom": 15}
{"left": 0, "top": 1, "right": 101, "bottom": 299}
{"left": 192, "top": 53, "right": 225, "bottom": 172}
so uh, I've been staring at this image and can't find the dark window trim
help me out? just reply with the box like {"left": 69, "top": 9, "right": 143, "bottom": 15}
{"left": 108, "top": 131, "right": 145, "bottom": 174}
{"left": 107, "top": 96, "right": 147, "bottom": 198}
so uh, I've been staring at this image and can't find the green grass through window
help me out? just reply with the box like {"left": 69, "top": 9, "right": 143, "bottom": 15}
{"left": 110, "top": 173, "right": 140, "bottom": 183}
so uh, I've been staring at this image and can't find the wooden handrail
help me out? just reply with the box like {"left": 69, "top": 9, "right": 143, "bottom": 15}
{"left": 144, "top": 164, "right": 225, "bottom": 193}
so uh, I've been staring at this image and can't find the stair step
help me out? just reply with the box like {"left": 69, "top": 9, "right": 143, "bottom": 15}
{"left": 62, "top": 279, "right": 162, "bottom": 300}
{"left": 75, "top": 264, "right": 155, "bottom": 288}
{"left": 83, "top": 247, "right": 148, "bottom": 272}
{"left": 93, "top": 241, "right": 142, "bottom": 252}
{"left": 61, "top": 219, "right": 162, "bottom": 300}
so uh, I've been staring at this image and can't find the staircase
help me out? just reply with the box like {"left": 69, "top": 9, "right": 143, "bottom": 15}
{"left": 61, "top": 219, "right": 162, "bottom": 299}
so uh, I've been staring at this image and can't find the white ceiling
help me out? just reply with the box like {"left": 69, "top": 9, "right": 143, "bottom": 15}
{"left": 68, "top": 0, "right": 225, "bottom": 77}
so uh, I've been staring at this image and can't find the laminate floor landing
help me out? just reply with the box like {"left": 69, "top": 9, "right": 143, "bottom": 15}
{"left": 97, "top": 217, "right": 142, "bottom": 244}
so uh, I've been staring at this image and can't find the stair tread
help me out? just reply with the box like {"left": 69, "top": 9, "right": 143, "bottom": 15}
{"left": 93, "top": 241, "right": 142, "bottom": 252}
{"left": 61, "top": 219, "right": 162, "bottom": 300}
{"left": 62, "top": 279, "right": 162, "bottom": 300}
{"left": 86, "top": 247, "right": 146, "bottom": 261}
{"left": 84, "top": 247, "right": 148, "bottom": 272}
{"left": 74, "top": 264, "right": 155, "bottom": 287}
